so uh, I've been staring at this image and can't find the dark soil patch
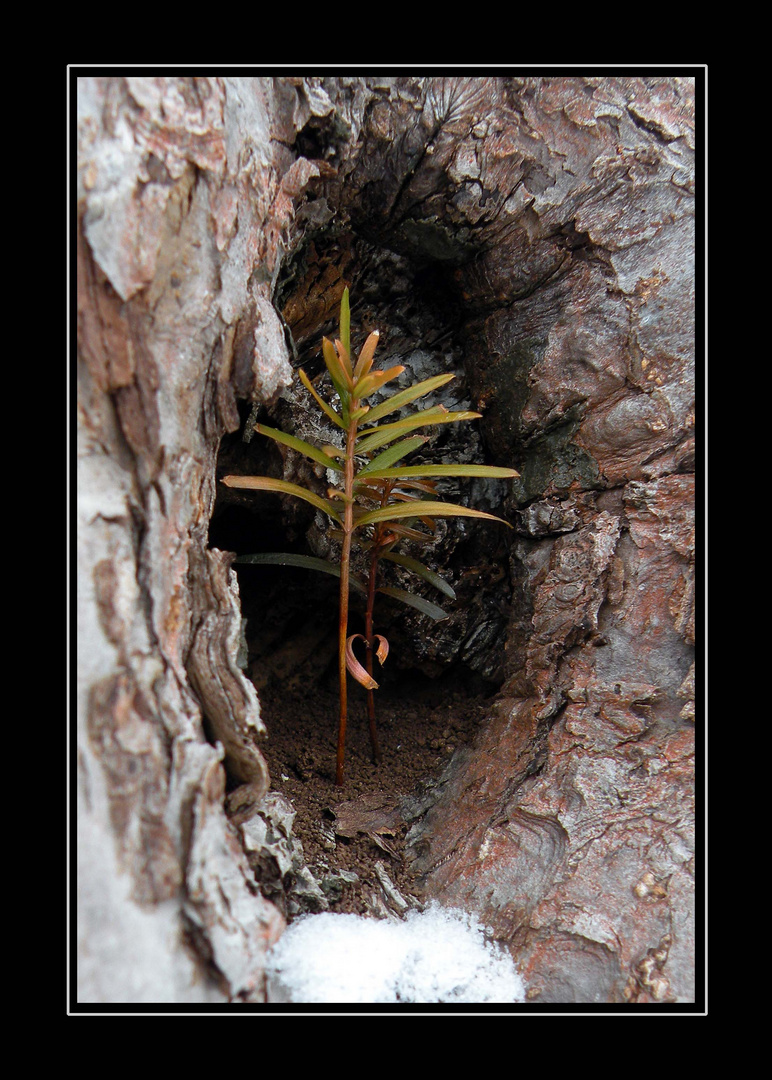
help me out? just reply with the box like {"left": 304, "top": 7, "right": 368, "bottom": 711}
{"left": 256, "top": 672, "right": 494, "bottom": 919}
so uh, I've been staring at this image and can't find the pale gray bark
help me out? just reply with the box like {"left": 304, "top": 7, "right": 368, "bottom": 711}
{"left": 77, "top": 76, "right": 294, "bottom": 1003}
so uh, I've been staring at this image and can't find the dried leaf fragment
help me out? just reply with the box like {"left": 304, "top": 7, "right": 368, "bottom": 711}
{"left": 344, "top": 633, "right": 389, "bottom": 688}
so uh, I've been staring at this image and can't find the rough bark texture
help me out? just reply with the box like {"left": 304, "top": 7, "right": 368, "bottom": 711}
{"left": 77, "top": 77, "right": 295, "bottom": 1002}
{"left": 76, "top": 74, "right": 695, "bottom": 1005}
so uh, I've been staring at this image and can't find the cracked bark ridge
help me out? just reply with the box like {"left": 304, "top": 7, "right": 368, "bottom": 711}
{"left": 186, "top": 547, "right": 269, "bottom": 823}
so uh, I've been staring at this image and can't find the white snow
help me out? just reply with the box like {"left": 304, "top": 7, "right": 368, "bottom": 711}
{"left": 266, "top": 903, "right": 526, "bottom": 1005}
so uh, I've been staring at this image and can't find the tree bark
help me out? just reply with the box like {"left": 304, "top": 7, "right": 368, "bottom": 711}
{"left": 76, "top": 76, "right": 298, "bottom": 1002}
{"left": 76, "top": 74, "right": 696, "bottom": 1005}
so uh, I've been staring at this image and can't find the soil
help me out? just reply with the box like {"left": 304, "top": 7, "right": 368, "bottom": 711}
{"left": 255, "top": 671, "right": 495, "bottom": 921}
{"left": 222, "top": 555, "right": 500, "bottom": 922}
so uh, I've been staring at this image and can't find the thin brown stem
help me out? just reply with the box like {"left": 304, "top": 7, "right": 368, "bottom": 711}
{"left": 365, "top": 544, "right": 382, "bottom": 764}
{"left": 336, "top": 408, "right": 358, "bottom": 786}
{"left": 364, "top": 480, "right": 394, "bottom": 765}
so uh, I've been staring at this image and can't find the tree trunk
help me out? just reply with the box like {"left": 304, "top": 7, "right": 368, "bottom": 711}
{"left": 76, "top": 74, "right": 696, "bottom": 1005}
{"left": 76, "top": 76, "right": 298, "bottom": 1002}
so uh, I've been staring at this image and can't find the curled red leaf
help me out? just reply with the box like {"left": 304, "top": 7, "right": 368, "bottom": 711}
{"left": 345, "top": 635, "right": 379, "bottom": 689}
{"left": 373, "top": 634, "right": 389, "bottom": 665}
{"left": 345, "top": 634, "right": 390, "bottom": 689}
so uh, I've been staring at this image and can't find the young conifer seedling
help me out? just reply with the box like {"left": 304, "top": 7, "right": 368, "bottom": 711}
{"left": 222, "top": 288, "right": 519, "bottom": 785}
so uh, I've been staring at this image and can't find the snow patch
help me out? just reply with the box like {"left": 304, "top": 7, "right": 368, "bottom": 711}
{"left": 266, "top": 903, "right": 526, "bottom": 1005}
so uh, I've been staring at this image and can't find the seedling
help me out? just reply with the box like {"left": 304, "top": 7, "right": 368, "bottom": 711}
{"left": 223, "top": 288, "right": 519, "bottom": 785}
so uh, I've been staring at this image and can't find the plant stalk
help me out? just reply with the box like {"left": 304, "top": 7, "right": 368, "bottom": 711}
{"left": 365, "top": 545, "right": 382, "bottom": 764}
{"left": 336, "top": 408, "right": 358, "bottom": 785}
{"left": 364, "top": 479, "right": 394, "bottom": 765}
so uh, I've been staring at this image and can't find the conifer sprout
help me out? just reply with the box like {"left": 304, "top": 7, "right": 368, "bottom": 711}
{"left": 223, "top": 288, "right": 519, "bottom": 785}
